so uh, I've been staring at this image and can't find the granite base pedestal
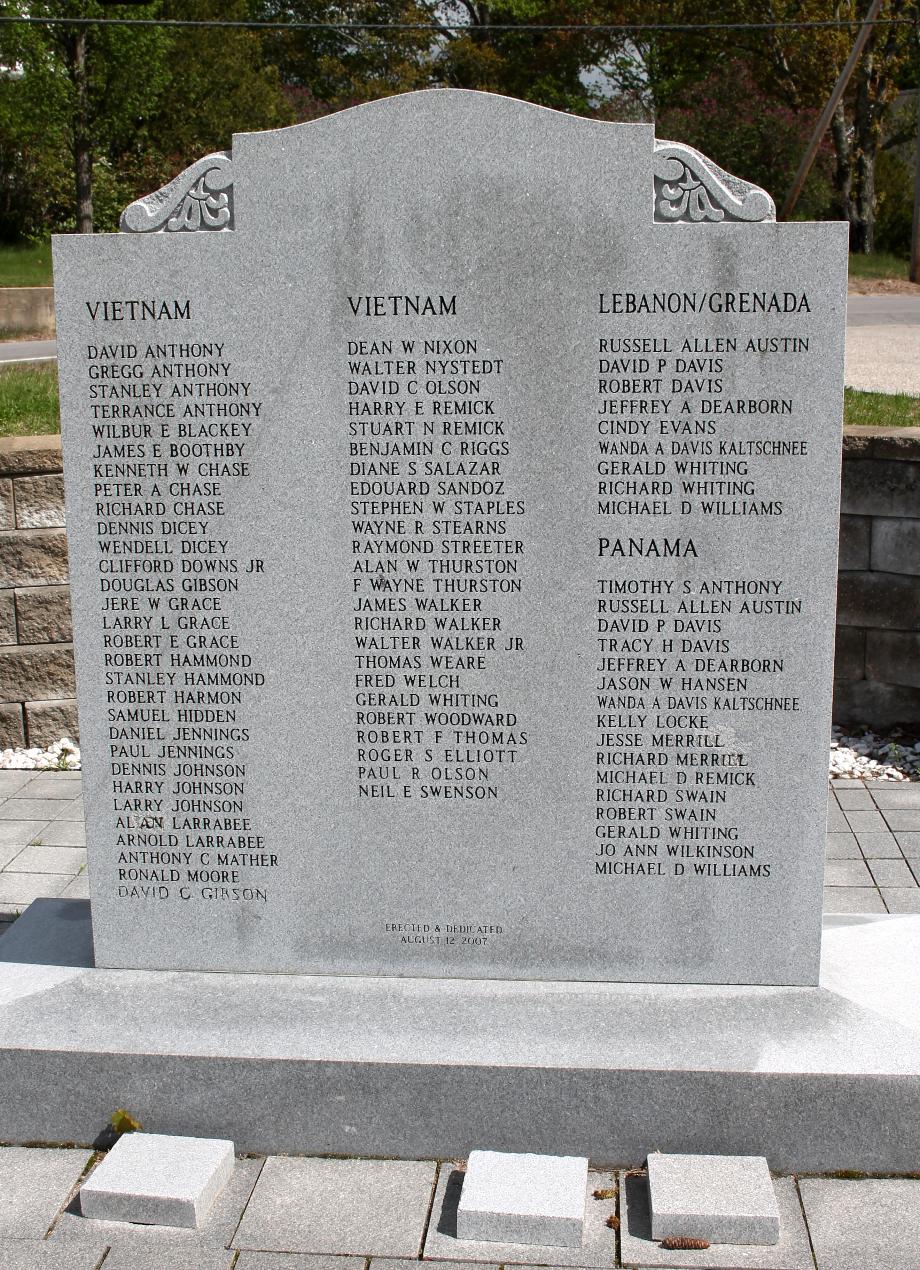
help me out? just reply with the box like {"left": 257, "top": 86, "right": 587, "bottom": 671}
{"left": 0, "top": 901, "right": 918, "bottom": 1173}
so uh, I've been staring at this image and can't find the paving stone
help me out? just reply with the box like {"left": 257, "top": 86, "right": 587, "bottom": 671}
{"left": 53, "top": 795, "right": 84, "bottom": 820}
{"left": 233, "top": 1157, "right": 436, "bottom": 1257}
{"left": 822, "top": 887, "right": 886, "bottom": 914}
{"left": 0, "top": 769, "right": 33, "bottom": 795}
{"left": 16, "top": 775, "right": 81, "bottom": 799}
{"left": 844, "top": 809, "right": 890, "bottom": 834}
{"left": 883, "top": 810, "right": 920, "bottom": 830}
{"left": 424, "top": 1167, "right": 616, "bottom": 1266}
{"left": 0, "top": 797, "right": 67, "bottom": 821}
{"left": 855, "top": 832, "right": 902, "bottom": 858}
{"left": 0, "top": 871, "right": 73, "bottom": 916}
{"left": 828, "top": 778, "right": 865, "bottom": 787}
{"left": 0, "top": 1146, "right": 93, "bottom": 1237}
{"left": 619, "top": 1173, "right": 813, "bottom": 1269}
{"left": 895, "top": 832, "right": 920, "bottom": 856}
{"left": 15, "top": 585, "right": 72, "bottom": 644}
{"left": 868, "top": 858, "right": 916, "bottom": 887}
{"left": 825, "top": 801, "right": 849, "bottom": 832}
{"left": 646, "top": 1154, "right": 779, "bottom": 1246}
{"left": 80, "top": 1133, "right": 234, "bottom": 1229}
{"left": 824, "top": 859, "right": 874, "bottom": 886}
{"left": 834, "top": 789, "right": 874, "bottom": 810}
{"left": 881, "top": 888, "right": 920, "bottom": 913}
{"left": 61, "top": 871, "right": 90, "bottom": 898}
{"left": 10, "top": 844, "right": 86, "bottom": 874}
{"left": 37, "top": 820, "right": 86, "bottom": 847}
{"left": 100, "top": 1248, "right": 236, "bottom": 1269}
{"left": 0, "top": 819, "right": 52, "bottom": 846}
{"left": 14, "top": 473, "right": 66, "bottom": 529}
{"left": 25, "top": 698, "right": 80, "bottom": 747}
{"left": 825, "top": 833, "right": 860, "bottom": 858}
{"left": 51, "top": 1155, "right": 261, "bottom": 1253}
{"left": 870, "top": 785, "right": 920, "bottom": 809}
{"left": 457, "top": 1150, "right": 588, "bottom": 1248}
{"left": 0, "top": 1244, "right": 108, "bottom": 1269}
{"left": 800, "top": 1178, "right": 920, "bottom": 1270}
{"left": 237, "top": 1257, "right": 367, "bottom": 1270}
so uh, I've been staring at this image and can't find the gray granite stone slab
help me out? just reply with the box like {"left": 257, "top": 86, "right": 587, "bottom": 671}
{"left": 0, "top": 798, "right": 66, "bottom": 821}
{"left": 821, "top": 886, "right": 885, "bottom": 913}
{"left": 869, "top": 785, "right": 920, "bottom": 808}
{"left": 6, "top": 903, "right": 920, "bottom": 1172}
{"left": 50, "top": 1156, "right": 262, "bottom": 1253}
{"left": 0, "top": 770, "right": 35, "bottom": 795}
{"left": 896, "top": 832, "right": 920, "bottom": 855}
{"left": 237, "top": 1257, "right": 367, "bottom": 1270}
{"left": 853, "top": 831, "right": 901, "bottom": 858}
{"left": 424, "top": 1167, "right": 616, "bottom": 1266}
{"left": 882, "top": 810, "right": 920, "bottom": 830}
{"left": 824, "top": 832, "right": 860, "bottom": 858}
{"left": 867, "top": 858, "right": 915, "bottom": 887}
{"left": 79, "top": 1133, "right": 235, "bottom": 1228}
{"left": 54, "top": 89, "right": 846, "bottom": 986}
{"left": 620, "top": 1174, "right": 811, "bottom": 1268}
{"left": 799, "top": 1178, "right": 920, "bottom": 1270}
{"left": 834, "top": 789, "right": 874, "bottom": 810}
{"left": 457, "top": 1150, "right": 588, "bottom": 1248}
{"left": 15, "top": 777, "right": 80, "bottom": 799}
{"left": 646, "top": 1153, "right": 779, "bottom": 1245}
{"left": 0, "top": 1146, "right": 93, "bottom": 1238}
{"left": 10, "top": 844, "right": 86, "bottom": 874}
{"left": 0, "top": 1245, "right": 108, "bottom": 1269}
{"left": 823, "top": 859, "right": 873, "bottom": 886}
{"left": 101, "top": 1249, "right": 236, "bottom": 1270}
{"left": 880, "top": 887, "right": 920, "bottom": 912}
{"left": 826, "top": 802, "right": 850, "bottom": 832}
{"left": 844, "top": 809, "right": 890, "bottom": 834}
{"left": 232, "top": 1157, "right": 436, "bottom": 1256}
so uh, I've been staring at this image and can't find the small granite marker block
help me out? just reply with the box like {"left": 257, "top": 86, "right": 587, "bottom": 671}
{"left": 457, "top": 1150, "right": 588, "bottom": 1247}
{"left": 79, "top": 1133, "right": 234, "bottom": 1229}
{"left": 647, "top": 1153, "right": 779, "bottom": 1246}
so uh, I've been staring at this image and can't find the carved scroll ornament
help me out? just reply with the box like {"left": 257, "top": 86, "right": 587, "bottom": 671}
{"left": 120, "top": 152, "right": 233, "bottom": 233}
{"left": 653, "top": 141, "right": 775, "bottom": 224}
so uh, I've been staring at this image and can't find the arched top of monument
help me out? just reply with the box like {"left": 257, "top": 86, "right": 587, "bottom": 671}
{"left": 119, "top": 88, "right": 775, "bottom": 235}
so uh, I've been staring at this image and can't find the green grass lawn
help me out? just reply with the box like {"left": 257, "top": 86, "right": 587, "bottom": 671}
{"left": 844, "top": 387, "right": 920, "bottom": 428}
{"left": 0, "top": 242, "right": 53, "bottom": 287}
{"left": 0, "top": 364, "right": 59, "bottom": 435}
{"left": 848, "top": 251, "right": 911, "bottom": 281}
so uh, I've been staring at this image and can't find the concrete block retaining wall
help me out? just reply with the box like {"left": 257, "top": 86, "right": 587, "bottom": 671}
{"left": 0, "top": 287, "right": 55, "bottom": 335}
{"left": 835, "top": 427, "right": 920, "bottom": 729}
{"left": 0, "top": 428, "right": 915, "bottom": 748}
{"left": 0, "top": 437, "right": 75, "bottom": 748}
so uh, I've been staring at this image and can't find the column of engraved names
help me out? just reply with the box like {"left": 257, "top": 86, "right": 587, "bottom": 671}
{"left": 84, "top": 324, "right": 272, "bottom": 907}
{"left": 345, "top": 295, "right": 527, "bottom": 804}
{"left": 593, "top": 289, "right": 814, "bottom": 883}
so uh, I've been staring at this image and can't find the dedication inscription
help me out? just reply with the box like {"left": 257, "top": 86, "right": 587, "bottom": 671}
{"left": 53, "top": 91, "right": 847, "bottom": 984}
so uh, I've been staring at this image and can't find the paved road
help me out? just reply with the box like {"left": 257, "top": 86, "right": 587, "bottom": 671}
{"left": 0, "top": 338, "right": 56, "bottom": 363}
{"left": 847, "top": 293, "right": 920, "bottom": 326}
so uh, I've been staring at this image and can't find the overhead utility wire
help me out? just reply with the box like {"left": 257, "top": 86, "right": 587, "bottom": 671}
{"left": 0, "top": 15, "right": 916, "bottom": 31}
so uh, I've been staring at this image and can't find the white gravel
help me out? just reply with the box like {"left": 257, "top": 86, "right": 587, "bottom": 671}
{"left": 0, "top": 738, "right": 80, "bottom": 770}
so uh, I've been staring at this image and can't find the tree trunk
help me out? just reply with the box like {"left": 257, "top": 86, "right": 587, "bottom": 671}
{"left": 71, "top": 29, "right": 93, "bottom": 234}
{"left": 831, "top": 100, "right": 853, "bottom": 232}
